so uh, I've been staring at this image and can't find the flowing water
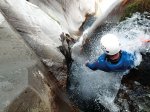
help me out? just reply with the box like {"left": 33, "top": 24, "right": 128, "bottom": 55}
{"left": 68, "top": 12, "right": 150, "bottom": 112}
{"left": 72, "top": 0, "right": 122, "bottom": 57}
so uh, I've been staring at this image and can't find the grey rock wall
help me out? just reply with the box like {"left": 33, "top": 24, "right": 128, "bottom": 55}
{"left": 0, "top": 0, "right": 64, "bottom": 63}
{"left": 0, "top": 12, "right": 74, "bottom": 112}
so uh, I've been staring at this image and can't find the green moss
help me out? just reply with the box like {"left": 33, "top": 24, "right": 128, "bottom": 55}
{"left": 120, "top": 0, "right": 150, "bottom": 21}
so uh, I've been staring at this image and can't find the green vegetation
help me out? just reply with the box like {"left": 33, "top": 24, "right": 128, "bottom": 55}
{"left": 120, "top": 0, "right": 150, "bottom": 21}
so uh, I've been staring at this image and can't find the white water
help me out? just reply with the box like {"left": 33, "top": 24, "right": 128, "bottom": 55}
{"left": 69, "top": 12, "right": 150, "bottom": 112}
{"left": 72, "top": 0, "right": 123, "bottom": 59}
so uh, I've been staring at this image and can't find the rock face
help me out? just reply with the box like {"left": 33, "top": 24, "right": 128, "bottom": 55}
{"left": 0, "top": 0, "right": 128, "bottom": 111}
{"left": 0, "top": 0, "right": 102, "bottom": 88}
{"left": 0, "top": 0, "right": 64, "bottom": 63}
{"left": 120, "top": 0, "right": 150, "bottom": 21}
{"left": 0, "top": 1, "right": 103, "bottom": 111}
{"left": 0, "top": 12, "right": 74, "bottom": 112}
{"left": 28, "top": 0, "right": 99, "bottom": 36}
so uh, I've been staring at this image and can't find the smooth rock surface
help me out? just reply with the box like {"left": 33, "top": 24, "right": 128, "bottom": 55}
{"left": 0, "top": 0, "right": 64, "bottom": 63}
{"left": 28, "top": 0, "right": 99, "bottom": 36}
{"left": 0, "top": 12, "right": 74, "bottom": 112}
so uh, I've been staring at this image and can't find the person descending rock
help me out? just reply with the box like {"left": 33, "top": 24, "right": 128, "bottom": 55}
{"left": 85, "top": 34, "right": 149, "bottom": 72}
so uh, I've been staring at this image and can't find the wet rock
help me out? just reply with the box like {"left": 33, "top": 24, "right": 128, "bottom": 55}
{"left": 0, "top": 12, "right": 75, "bottom": 112}
{"left": 0, "top": 0, "right": 64, "bottom": 63}
{"left": 0, "top": 0, "right": 68, "bottom": 89}
{"left": 42, "top": 58, "right": 68, "bottom": 90}
{"left": 120, "top": 0, "right": 150, "bottom": 21}
{"left": 115, "top": 53, "right": 150, "bottom": 112}
{"left": 27, "top": 0, "right": 100, "bottom": 36}
{"left": 58, "top": 33, "right": 74, "bottom": 70}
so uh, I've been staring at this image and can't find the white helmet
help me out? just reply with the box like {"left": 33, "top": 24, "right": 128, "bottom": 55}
{"left": 100, "top": 34, "right": 120, "bottom": 55}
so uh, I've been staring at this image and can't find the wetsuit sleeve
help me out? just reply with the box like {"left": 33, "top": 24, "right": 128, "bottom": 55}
{"left": 86, "top": 61, "right": 99, "bottom": 70}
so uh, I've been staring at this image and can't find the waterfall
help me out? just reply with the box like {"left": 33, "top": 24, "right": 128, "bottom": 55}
{"left": 68, "top": 12, "right": 150, "bottom": 112}
{"left": 72, "top": 0, "right": 123, "bottom": 59}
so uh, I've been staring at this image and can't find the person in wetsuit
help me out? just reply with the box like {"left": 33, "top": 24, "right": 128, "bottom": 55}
{"left": 85, "top": 34, "right": 136, "bottom": 72}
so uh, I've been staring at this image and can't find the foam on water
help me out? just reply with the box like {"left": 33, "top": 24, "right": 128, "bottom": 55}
{"left": 69, "top": 12, "right": 150, "bottom": 111}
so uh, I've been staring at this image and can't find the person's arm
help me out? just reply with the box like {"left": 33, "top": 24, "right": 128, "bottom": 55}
{"left": 85, "top": 61, "right": 99, "bottom": 70}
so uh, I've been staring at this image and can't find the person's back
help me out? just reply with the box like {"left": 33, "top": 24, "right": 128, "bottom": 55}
{"left": 86, "top": 34, "right": 136, "bottom": 72}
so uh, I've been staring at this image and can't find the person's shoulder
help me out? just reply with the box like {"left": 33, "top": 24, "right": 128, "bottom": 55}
{"left": 121, "top": 50, "right": 135, "bottom": 62}
{"left": 98, "top": 53, "right": 106, "bottom": 58}
{"left": 121, "top": 50, "right": 128, "bottom": 54}
{"left": 121, "top": 50, "right": 133, "bottom": 56}
{"left": 98, "top": 53, "right": 106, "bottom": 62}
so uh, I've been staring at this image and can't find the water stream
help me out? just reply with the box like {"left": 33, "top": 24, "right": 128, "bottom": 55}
{"left": 68, "top": 12, "right": 150, "bottom": 112}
